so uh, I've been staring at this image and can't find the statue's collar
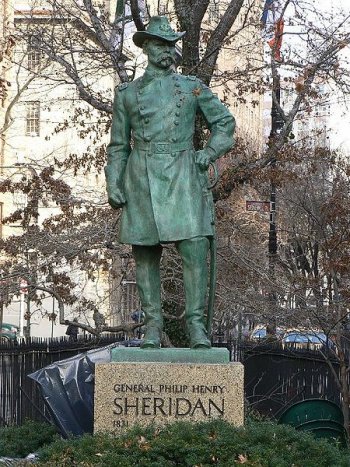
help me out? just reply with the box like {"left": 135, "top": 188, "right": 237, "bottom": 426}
{"left": 139, "top": 67, "right": 173, "bottom": 88}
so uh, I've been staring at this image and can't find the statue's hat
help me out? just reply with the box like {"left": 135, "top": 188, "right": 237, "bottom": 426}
{"left": 133, "top": 16, "right": 185, "bottom": 48}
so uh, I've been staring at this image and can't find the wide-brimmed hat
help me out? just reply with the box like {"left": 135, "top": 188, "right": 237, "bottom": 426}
{"left": 133, "top": 16, "right": 186, "bottom": 48}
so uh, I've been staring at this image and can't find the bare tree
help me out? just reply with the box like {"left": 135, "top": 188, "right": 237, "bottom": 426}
{"left": 1, "top": 0, "right": 350, "bottom": 350}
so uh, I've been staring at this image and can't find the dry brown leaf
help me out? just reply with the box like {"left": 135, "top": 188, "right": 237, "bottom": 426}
{"left": 138, "top": 435, "right": 151, "bottom": 451}
{"left": 140, "top": 442, "right": 151, "bottom": 451}
{"left": 237, "top": 453, "right": 248, "bottom": 464}
{"left": 123, "top": 439, "right": 132, "bottom": 448}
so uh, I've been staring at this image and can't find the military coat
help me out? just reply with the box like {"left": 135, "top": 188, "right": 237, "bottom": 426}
{"left": 105, "top": 68, "right": 235, "bottom": 245}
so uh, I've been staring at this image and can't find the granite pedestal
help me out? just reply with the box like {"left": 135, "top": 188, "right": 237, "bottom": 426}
{"left": 94, "top": 347, "right": 244, "bottom": 433}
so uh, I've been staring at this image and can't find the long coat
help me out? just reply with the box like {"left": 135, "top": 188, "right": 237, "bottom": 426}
{"left": 105, "top": 69, "right": 235, "bottom": 245}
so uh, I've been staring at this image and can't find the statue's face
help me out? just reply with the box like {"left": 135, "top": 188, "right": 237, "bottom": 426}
{"left": 143, "top": 39, "right": 176, "bottom": 69}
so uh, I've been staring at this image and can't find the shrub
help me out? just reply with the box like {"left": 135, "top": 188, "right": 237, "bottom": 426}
{"left": 36, "top": 419, "right": 349, "bottom": 466}
{"left": 0, "top": 419, "right": 58, "bottom": 458}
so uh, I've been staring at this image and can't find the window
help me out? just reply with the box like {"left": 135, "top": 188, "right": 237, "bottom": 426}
{"left": 26, "top": 101, "right": 40, "bottom": 136}
{"left": 27, "top": 37, "right": 41, "bottom": 70}
{"left": 13, "top": 190, "right": 27, "bottom": 209}
{"left": 120, "top": 281, "right": 140, "bottom": 318}
{"left": 158, "top": 1, "right": 169, "bottom": 15}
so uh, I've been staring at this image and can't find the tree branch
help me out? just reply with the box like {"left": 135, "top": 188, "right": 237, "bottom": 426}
{"left": 130, "top": 0, "right": 145, "bottom": 31}
{"left": 198, "top": 0, "right": 245, "bottom": 84}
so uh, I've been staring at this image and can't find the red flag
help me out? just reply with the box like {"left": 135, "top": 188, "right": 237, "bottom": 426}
{"left": 268, "top": 17, "right": 284, "bottom": 61}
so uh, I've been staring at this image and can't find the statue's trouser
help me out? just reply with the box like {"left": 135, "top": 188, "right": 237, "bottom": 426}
{"left": 176, "top": 237, "right": 211, "bottom": 348}
{"left": 132, "top": 237, "right": 211, "bottom": 348}
{"left": 132, "top": 244, "right": 163, "bottom": 347}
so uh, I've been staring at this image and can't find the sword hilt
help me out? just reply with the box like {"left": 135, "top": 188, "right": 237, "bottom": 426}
{"left": 208, "top": 161, "right": 219, "bottom": 190}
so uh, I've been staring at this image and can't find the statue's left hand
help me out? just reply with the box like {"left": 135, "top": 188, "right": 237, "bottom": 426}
{"left": 195, "top": 149, "right": 213, "bottom": 171}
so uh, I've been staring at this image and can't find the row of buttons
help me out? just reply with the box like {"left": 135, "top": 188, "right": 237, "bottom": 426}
{"left": 143, "top": 119, "right": 179, "bottom": 125}
{"left": 143, "top": 136, "right": 178, "bottom": 143}
{"left": 174, "top": 79, "right": 182, "bottom": 112}
{"left": 142, "top": 114, "right": 180, "bottom": 124}
{"left": 141, "top": 76, "right": 181, "bottom": 141}
{"left": 143, "top": 111, "right": 179, "bottom": 120}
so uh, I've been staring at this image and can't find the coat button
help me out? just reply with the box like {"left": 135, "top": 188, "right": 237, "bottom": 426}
{"left": 176, "top": 102, "right": 181, "bottom": 107}
{"left": 175, "top": 83, "right": 180, "bottom": 87}
{"left": 174, "top": 121, "right": 179, "bottom": 125}
{"left": 144, "top": 118, "right": 150, "bottom": 124}
{"left": 175, "top": 111, "right": 180, "bottom": 116}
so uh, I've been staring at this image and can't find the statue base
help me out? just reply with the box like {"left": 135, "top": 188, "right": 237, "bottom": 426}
{"left": 94, "top": 347, "right": 244, "bottom": 433}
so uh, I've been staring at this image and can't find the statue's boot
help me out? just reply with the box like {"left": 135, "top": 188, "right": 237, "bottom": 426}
{"left": 177, "top": 237, "right": 211, "bottom": 349}
{"left": 132, "top": 244, "right": 163, "bottom": 348}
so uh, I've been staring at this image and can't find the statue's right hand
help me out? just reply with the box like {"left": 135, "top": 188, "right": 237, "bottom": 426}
{"left": 107, "top": 188, "right": 126, "bottom": 209}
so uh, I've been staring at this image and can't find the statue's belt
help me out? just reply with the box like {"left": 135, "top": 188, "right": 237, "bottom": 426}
{"left": 134, "top": 140, "right": 193, "bottom": 153}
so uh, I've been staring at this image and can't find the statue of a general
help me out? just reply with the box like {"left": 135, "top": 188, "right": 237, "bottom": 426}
{"left": 105, "top": 16, "right": 235, "bottom": 349}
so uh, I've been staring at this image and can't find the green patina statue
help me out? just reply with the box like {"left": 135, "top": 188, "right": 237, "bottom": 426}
{"left": 105, "top": 16, "right": 235, "bottom": 349}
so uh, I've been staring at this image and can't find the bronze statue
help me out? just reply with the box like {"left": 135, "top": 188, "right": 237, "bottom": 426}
{"left": 105, "top": 16, "right": 235, "bottom": 349}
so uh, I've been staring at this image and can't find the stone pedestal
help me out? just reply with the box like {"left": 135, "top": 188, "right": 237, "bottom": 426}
{"left": 94, "top": 348, "right": 244, "bottom": 434}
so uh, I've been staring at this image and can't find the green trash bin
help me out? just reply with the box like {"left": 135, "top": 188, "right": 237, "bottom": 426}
{"left": 278, "top": 399, "right": 347, "bottom": 446}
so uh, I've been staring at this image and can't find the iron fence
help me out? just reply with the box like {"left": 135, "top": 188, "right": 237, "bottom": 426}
{"left": 242, "top": 343, "right": 346, "bottom": 419}
{"left": 0, "top": 338, "right": 347, "bottom": 427}
{"left": 0, "top": 334, "right": 123, "bottom": 427}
